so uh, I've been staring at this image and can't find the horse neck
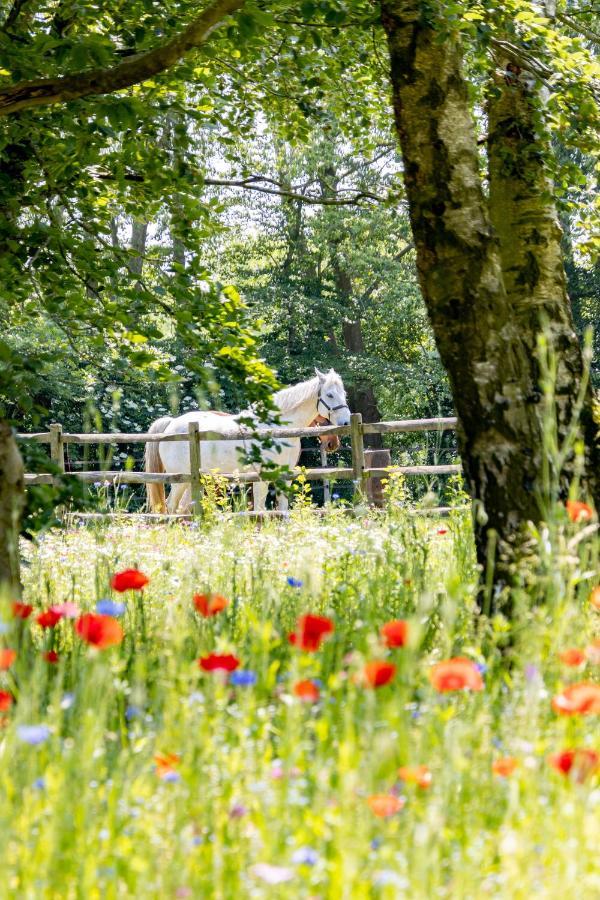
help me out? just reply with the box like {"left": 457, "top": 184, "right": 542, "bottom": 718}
{"left": 276, "top": 394, "right": 319, "bottom": 429}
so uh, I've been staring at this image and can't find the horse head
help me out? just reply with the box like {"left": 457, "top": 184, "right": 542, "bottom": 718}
{"left": 314, "top": 368, "right": 351, "bottom": 427}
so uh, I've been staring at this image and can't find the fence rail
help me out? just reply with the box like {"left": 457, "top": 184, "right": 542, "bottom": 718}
{"left": 19, "top": 415, "right": 460, "bottom": 508}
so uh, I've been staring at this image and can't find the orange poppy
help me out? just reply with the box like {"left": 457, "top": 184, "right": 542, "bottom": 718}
{"left": 552, "top": 682, "right": 600, "bottom": 715}
{"left": 590, "top": 587, "right": 600, "bottom": 611}
{"left": 367, "top": 794, "right": 405, "bottom": 817}
{"left": 566, "top": 500, "right": 593, "bottom": 523}
{"left": 362, "top": 661, "right": 397, "bottom": 688}
{"left": 397, "top": 765, "right": 432, "bottom": 788}
{"left": 154, "top": 752, "right": 181, "bottom": 776}
{"left": 548, "top": 749, "right": 599, "bottom": 782}
{"left": 111, "top": 569, "right": 149, "bottom": 592}
{"left": 193, "top": 593, "right": 229, "bottom": 617}
{"left": 0, "top": 649, "right": 16, "bottom": 670}
{"left": 492, "top": 757, "right": 519, "bottom": 777}
{"left": 381, "top": 620, "right": 409, "bottom": 648}
{"left": 288, "top": 614, "right": 334, "bottom": 652}
{"left": 429, "top": 657, "right": 484, "bottom": 693}
{"left": 293, "top": 680, "right": 320, "bottom": 702}
{"left": 558, "top": 648, "right": 586, "bottom": 667}
{"left": 75, "top": 614, "right": 124, "bottom": 649}
{"left": 0, "top": 691, "right": 13, "bottom": 712}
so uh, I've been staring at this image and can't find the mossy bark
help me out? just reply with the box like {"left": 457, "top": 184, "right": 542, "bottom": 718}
{"left": 0, "top": 423, "right": 24, "bottom": 595}
{"left": 488, "top": 68, "right": 600, "bottom": 503}
{"left": 381, "top": 0, "right": 562, "bottom": 596}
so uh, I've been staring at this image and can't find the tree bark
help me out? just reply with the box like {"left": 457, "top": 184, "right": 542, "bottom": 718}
{"left": 381, "top": 0, "right": 555, "bottom": 594}
{"left": 0, "top": 423, "right": 24, "bottom": 595}
{"left": 488, "top": 62, "right": 600, "bottom": 506}
{"left": 129, "top": 220, "right": 148, "bottom": 277}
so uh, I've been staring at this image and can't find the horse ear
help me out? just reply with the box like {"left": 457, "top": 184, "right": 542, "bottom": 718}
{"left": 314, "top": 367, "right": 325, "bottom": 381}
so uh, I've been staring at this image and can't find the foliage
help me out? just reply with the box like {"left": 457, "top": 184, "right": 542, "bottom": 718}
{"left": 2, "top": 504, "right": 599, "bottom": 893}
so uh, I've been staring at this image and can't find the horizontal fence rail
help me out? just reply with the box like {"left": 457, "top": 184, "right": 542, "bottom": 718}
{"left": 19, "top": 415, "right": 461, "bottom": 514}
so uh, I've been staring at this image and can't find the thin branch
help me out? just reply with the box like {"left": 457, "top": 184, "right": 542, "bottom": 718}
{"left": 1, "top": 0, "right": 31, "bottom": 32}
{"left": 557, "top": 12, "right": 600, "bottom": 44}
{"left": 0, "top": 0, "right": 244, "bottom": 117}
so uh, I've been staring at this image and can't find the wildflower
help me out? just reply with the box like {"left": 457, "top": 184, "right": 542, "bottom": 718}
{"left": 292, "top": 847, "right": 319, "bottom": 866}
{"left": 155, "top": 752, "right": 181, "bottom": 778}
{"left": 12, "top": 602, "right": 32, "bottom": 619}
{"left": 229, "top": 670, "right": 257, "bottom": 687}
{"left": 125, "top": 705, "right": 141, "bottom": 720}
{"left": 293, "top": 679, "right": 320, "bottom": 702}
{"left": 0, "top": 649, "right": 16, "bottom": 669}
{"left": 367, "top": 794, "right": 405, "bottom": 817}
{"left": 96, "top": 599, "right": 126, "bottom": 617}
{"left": 552, "top": 682, "right": 600, "bottom": 715}
{"left": 51, "top": 602, "right": 80, "bottom": 619}
{"left": 288, "top": 614, "right": 334, "bottom": 652}
{"left": 558, "top": 648, "right": 586, "bottom": 667}
{"left": 429, "top": 657, "right": 484, "bottom": 693}
{"left": 548, "top": 749, "right": 599, "bottom": 782}
{"left": 287, "top": 577, "right": 303, "bottom": 588}
{"left": 36, "top": 608, "right": 63, "bottom": 629}
{"left": 436, "top": 527, "right": 448, "bottom": 535}
{"left": 43, "top": 651, "right": 59, "bottom": 663}
{"left": 193, "top": 593, "right": 229, "bottom": 617}
{"left": 590, "top": 587, "right": 600, "bottom": 610}
{"left": 229, "top": 802, "right": 248, "bottom": 819}
{"left": 17, "top": 724, "right": 50, "bottom": 745}
{"left": 362, "top": 661, "right": 397, "bottom": 689}
{"left": 198, "top": 653, "right": 240, "bottom": 672}
{"left": 75, "top": 614, "right": 124, "bottom": 649}
{"left": 0, "top": 691, "right": 13, "bottom": 711}
{"left": 110, "top": 569, "right": 149, "bottom": 592}
{"left": 397, "top": 765, "right": 432, "bottom": 788}
{"left": 250, "top": 864, "right": 294, "bottom": 885}
{"left": 32, "top": 777, "right": 46, "bottom": 790}
{"left": 381, "top": 620, "right": 409, "bottom": 648}
{"left": 161, "top": 770, "right": 181, "bottom": 783}
{"left": 492, "top": 757, "right": 519, "bottom": 778}
{"left": 566, "top": 499, "right": 593, "bottom": 522}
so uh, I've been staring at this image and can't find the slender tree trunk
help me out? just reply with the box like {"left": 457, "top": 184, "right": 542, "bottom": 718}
{"left": 488, "top": 61, "right": 600, "bottom": 505}
{"left": 129, "top": 220, "right": 148, "bottom": 277}
{"left": 381, "top": 0, "right": 554, "bottom": 595}
{"left": 0, "top": 423, "right": 24, "bottom": 596}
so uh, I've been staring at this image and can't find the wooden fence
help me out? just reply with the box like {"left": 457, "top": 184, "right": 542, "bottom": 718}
{"left": 18, "top": 413, "right": 460, "bottom": 513}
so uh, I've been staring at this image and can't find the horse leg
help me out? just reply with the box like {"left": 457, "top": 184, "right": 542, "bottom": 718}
{"left": 168, "top": 483, "right": 187, "bottom": 514}
{"left": 277, "top": 491, "right": 289, "bottom": 513}
{"left": 253, "top": 481, "right": 268, "bottom": 511}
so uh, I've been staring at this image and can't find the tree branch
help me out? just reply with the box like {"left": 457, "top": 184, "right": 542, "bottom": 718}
{"left": 1, "top": 0, "right": 31, "bottom": 32}
{"left": 0, "top": 0, "right": 245, "bottom": 117}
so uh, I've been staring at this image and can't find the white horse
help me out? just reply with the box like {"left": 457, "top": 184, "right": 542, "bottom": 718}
{"left": 145, "top": 368, "right": 351, "bottom": 513}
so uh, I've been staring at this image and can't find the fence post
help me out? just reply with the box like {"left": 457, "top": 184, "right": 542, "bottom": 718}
{"left": 320, "top": 444, "right": 330, "bottom": 503}
{"left": 350, "top": 413, "right": 366, "bottom": 501}
{"left": 188, "top": 422, "right": 202, "bottom": 516}
{"left": 49, "top": 423, "right": 65, "bottom": 483}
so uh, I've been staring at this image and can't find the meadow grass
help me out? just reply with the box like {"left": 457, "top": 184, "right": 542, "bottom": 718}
{"left": 2, "top": 505, "right": 600, "bottom": 898}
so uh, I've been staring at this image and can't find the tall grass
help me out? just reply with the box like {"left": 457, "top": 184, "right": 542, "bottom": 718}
{"left": 1, "top": 504, "right": 599, "bottom": 897}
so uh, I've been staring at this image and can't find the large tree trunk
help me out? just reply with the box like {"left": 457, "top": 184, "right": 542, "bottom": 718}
{"left": 381, "top": 0, "right": 558, "bottom": 595}
{"left": 0, "top": 423, "right": 24, "bottom": 596}
{"left": 488, "top": 60, "right": 600, "bottom": 506}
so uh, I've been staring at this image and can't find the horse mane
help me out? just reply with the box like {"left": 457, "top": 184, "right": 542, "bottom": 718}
{"left": 274, "top": 376, "right": 320, "bottom": 412}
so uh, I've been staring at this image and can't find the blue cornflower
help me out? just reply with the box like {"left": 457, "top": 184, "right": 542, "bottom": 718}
{"left": 475, "top": 662, "right": 488, "bottom": 674}
{"left": 292, "top": 847, "right": 319, "bottom": 866}
{"left": 96, "top": 599, "right": 126, "bottom": 617}
{"left": 370, "top": 838, "right": 382, "bottom": 850}
{"left": 125, "top": 705, "right": 141, "bottom": 720}
{"left": 287, "top": 577, "right": 303, "bottom": 588}
{"left": 17, "top": 725, "right": 51, "bottom": 745}
{"left": 32, "top": 777, "right": 46, "bottom": 790}
{"left": 60, "top": 693, "right": 75, "bottom": 710}
{"left": 161, "top": 770, "right": 181, "bottom": 784}
{"left": 230, "top": 670, "right": 257, "bottom": 687}
{"left": 0, "top": 620, "right": 9, "bottom": 635}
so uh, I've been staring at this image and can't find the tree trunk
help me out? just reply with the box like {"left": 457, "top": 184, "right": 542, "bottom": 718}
{"left": 0, "top": 423, "right": 24, "bottom": 596}
{"left": 129, "top": 220, "right": 148, "bottom": 277}
{"left": 381, "top": 0, "right": 555, "bottom": 595}
{"left": 488, "top": 62, "right": 600, "bottom": 506}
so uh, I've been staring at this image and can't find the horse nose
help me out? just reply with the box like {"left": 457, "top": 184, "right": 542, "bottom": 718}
{"left": 338, "top": 412, "right": 351, "bottom": 426}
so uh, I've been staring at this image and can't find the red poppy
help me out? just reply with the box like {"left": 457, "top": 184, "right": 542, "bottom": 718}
{"left": 293, "top": 680, "right": 320, "bottom": 702}
{"left": 111, "top": 569, "right": 149, "bottom": 592}
{"left": 0, "top": 649, "right": 16, "bottom": 670}
{"left": 288, "top": 614, "right": 334, "bottom": 652}
{"left": 75, "top": 614, "right": 124, "bottom": 649}
{"left": 558, "top": 648, "right": 586, "bottom": 667}
{"left": 548, "top": 749, "right": 599, "bottom": 782}
{"left": 590, "top": 587, "right": 600, "bottom": 611}
{"left": 36, "top": 608, "right": 63, "bottom": 629}
{"left": 362, "top": 661, "right": 397, "bottom": 688}
{"left": 381, "top": 620, "right": 409, "bottom": 648}
{"left": 154, "top": 752, "right": 181, "bottom": 776}
{"left": 193, "top": 593, "right": 229, "bottom": 617}
{"left": 436, "top": 527, "right": 448, "bottom": 535}
{"left": 12, "top": 602, "right": 33, "bottom": 619}
{"left": 492, "top": 757, "right": 519, "bottom": 778}
{"left": 397, "top": 765, "right": 432, "bottom": 788}
{"left": 0, "top": 691, "right": 13, "bottom": 711}
{"left": 198, "top": 653, "right": 240, "bottom": 672}
{"left": 429, "top": 657, "right": 484, "bottom": 693}
{"left": 44, "top": 651, "right": 59, "bottom": 663}
{"left": 566, "top": 499, "right": 593, "bottom": 523}
{"left": 367, "top": 794, "right": 405, "bottom": 817}
{"left": 552, "top": 682, "right": 600, "bottom": 715}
